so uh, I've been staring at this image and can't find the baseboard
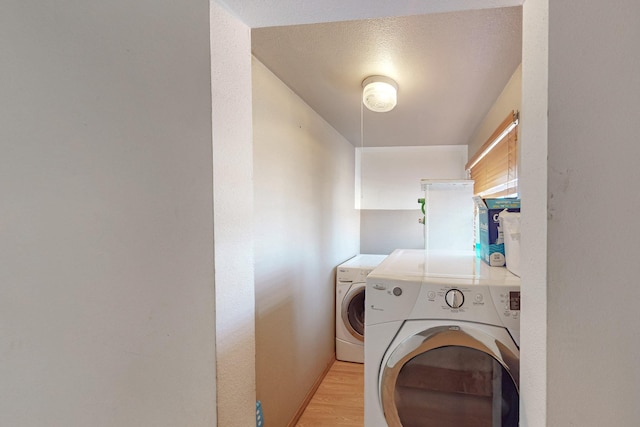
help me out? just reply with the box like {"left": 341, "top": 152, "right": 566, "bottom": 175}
{"left": 287, "top": 353, "right": 336, "bottom": 427}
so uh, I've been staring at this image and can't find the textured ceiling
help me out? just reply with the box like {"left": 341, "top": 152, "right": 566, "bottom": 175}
{"left": 251, "top": 7, "right": 522, "bottom": 148}
{"left": 220, "top": 0, "right": 523, "bottom": 28}
{"left": 222, "top": 0, "right": 524, "bottom": 148}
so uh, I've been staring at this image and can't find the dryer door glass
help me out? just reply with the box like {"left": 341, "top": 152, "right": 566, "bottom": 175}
{"left": 394, "top": 346, "right": 518, "bottom": 426}
{"left": 342, "top": 285, "right": 365, "bottom": 340}
{"left": 380, "top": 326, "right": 519, "bottom": 427}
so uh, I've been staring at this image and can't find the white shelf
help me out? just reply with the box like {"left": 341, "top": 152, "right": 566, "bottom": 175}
{"left": 420, "top": 179, "right": 474, "bottom": 190}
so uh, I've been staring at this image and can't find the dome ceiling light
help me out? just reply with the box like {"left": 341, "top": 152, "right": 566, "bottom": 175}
{"left": 362, "top": 75, "right": 398, "bottom": 113}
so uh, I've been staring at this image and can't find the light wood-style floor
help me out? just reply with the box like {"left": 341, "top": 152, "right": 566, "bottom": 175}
{"left": 295, "top": 360, "right": 364, "bottom": 426}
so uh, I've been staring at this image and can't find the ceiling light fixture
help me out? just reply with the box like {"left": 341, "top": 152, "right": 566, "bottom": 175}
{"left": 362, "top": 75, "right": 398, "bottom": 113}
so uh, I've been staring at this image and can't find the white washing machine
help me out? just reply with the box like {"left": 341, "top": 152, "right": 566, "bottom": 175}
{"left": 336, "top": 254, "right": 388, "bottom": 363}
{"left": 364, "top": 249, "right": 520, "bottom": 426}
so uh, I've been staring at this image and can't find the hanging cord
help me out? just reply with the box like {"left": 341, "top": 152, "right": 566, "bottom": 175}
{"left": 359, "top": 93, "right": 364, "bottom": 207}
{"left": 360, "top": 94, "right": 364, "bottom": 149}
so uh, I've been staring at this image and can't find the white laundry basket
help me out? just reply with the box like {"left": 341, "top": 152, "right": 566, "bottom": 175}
{"left": 498, "top": 210, "right": 521, "bottom": 277}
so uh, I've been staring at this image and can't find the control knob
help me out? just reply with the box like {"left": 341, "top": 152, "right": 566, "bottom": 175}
{"left": 445, "top": 289, "right": 465, "bottom": 309}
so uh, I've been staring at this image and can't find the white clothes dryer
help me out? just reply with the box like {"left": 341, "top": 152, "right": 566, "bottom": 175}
{"left": 336, "top": 254, "right": 387, "bottom": 363}
{"left": 364, "top": 249, "right": 520, "bottom": 427}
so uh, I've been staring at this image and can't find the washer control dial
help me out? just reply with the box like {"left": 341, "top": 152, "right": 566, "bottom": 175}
{"left": 445, "top": 289, "right": 465, "bottom": 308}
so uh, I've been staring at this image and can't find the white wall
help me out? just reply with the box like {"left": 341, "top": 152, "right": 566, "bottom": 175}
{"left": 519, "top": 0, "right": 548, "bottom": 425}
{"left": 252, "top": 59, "right": 360, "bottom": 426}
{"left": 360, "top": 210, "right": 424, "bottom": 254}
{"left": 0, "top": 1, "right": 216, "bottom": 426}
{"left": 358, "top": 146, "right": 468, "bottom": 254}
{"left": 468, "top": 64, "right": 522, "bottom": 159}
{"left": 546, "top": 1, "right": 640, "bottom": 425}
{"left": 358, "top": 146, "right": 468, "bottom": 210}
{"left": 211, "top": 3, "right": 256, "bottom": 426}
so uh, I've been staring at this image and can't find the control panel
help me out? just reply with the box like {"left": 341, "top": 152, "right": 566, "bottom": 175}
{"left": 420, "top": 286, "right": 490, "bottom": 316}
{"left": 444, "top": 289, "right": 464, "bottom": 308}
{"left": 416, "top": 284, "right": 520, "bottom": 335}
{"left": 490, "top": 287, "right": 521, "bottom": 345}
{"left": 337, "top": 267, "right": 373, "bottom": 283}
{"left": 366, "top": 278, "right": 521, "bottom": 346}
{"left": 365, "top": 278, "right": 422, "bottom": 326}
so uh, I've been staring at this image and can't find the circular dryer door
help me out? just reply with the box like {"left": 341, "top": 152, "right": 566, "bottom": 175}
{"left": 341, "top": 283, "right": 365, "bottom": 341}
{"left": 380, "top": 325, "right": 519, "bottom": 427}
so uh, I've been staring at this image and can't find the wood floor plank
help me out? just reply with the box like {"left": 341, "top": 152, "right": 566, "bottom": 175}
{"left": 295, "top": 361, "right": 364, "bottom": 427}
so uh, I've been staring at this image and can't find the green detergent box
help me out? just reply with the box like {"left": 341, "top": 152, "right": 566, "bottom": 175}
{"left": 474, "top": 197, "right": 521, "bottom": 266}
